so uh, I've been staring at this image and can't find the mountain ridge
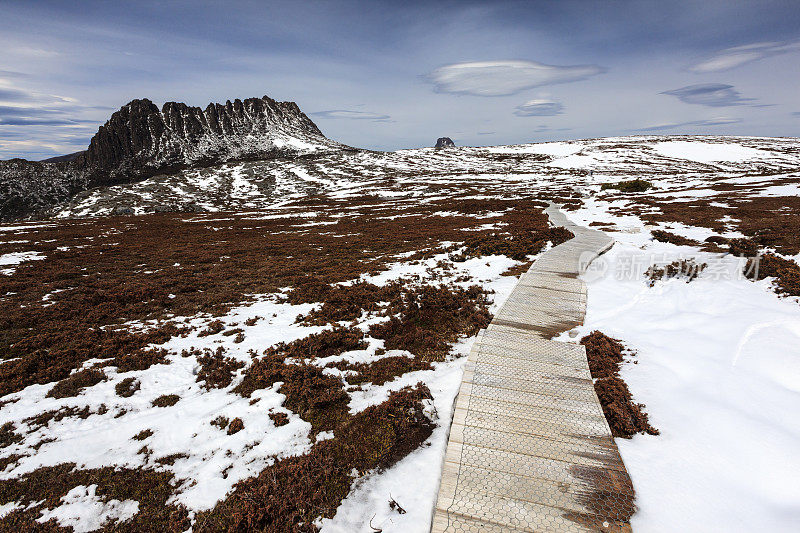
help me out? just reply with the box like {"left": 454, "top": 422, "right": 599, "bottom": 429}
{"left": 0, "top": 94, "right": 349, "bottom": 221}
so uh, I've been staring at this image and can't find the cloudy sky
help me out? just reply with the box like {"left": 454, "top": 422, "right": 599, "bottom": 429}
{"left": 1, "top": 0, "right": 799, "bottom": 159}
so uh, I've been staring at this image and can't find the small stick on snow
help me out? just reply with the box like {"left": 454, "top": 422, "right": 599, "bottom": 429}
{"left": 388, "top": 494, "right": 406, "bottom": 514}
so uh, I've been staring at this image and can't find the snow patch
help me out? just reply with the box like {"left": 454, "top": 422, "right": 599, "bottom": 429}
{"left": 0, "top": 251, "right": 45, "bottom": 275}
{"left": 652, "top": 141, "right": 774, "bottom": 163}
{"left": 36, "top": 485, "right": 139, "bottom": 532}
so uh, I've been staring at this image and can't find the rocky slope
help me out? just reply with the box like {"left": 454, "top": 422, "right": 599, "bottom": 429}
{"left": 0, "top": 95, "right": 349, "bottom": 221}
{"left": 51, "top": 134, "right": 800, "bottom": 219}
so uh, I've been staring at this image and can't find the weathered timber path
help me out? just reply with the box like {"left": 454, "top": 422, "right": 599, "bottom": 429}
{"left": 431, "top": 204, "right": 636, "bottom": 533}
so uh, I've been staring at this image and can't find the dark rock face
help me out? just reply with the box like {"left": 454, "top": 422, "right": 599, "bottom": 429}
{"left": 0, "top": 95, "right": 345, "bottom": 221}
{"left": 0, "top": 159, "right": 88, "bottom": 221}
{"left": 77, "top": 96, "right": 336, "bottom": 186}
{"left": 435, "top": 137, "right": 455, "bottom": 149}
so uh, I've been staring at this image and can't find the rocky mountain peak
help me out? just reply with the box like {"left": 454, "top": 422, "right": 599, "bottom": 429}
{"left": 1, "top": 93, "right": 349, "bottom": 220}
{"left": 79, "top": 95, "right": 338, "bottom": 183}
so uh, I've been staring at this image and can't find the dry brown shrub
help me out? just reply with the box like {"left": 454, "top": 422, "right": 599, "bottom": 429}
{"left": 269, "top": 412, "right": 289, "bottom": 427}
{"left": 0, "top": 464, "right": 190, "bottom": 532}
{"left": 368, "top": 284, "right": 491, "bottom": 361}
{"left": 46, "top": 369, "right": 106, "bottom": 399}
{"left": 746, "top": 253, "right": 800, "bottom": 297}
{"left": 0, "top": 197, "right": 550, "bottom": 398}
{"left": 0, "top": 422, "right": 22, "bottom": 449}
{"left": 198, "top": 319, "right": 225, "bottom": 337}
{"left": 263, "top": 327, "right": 367, "bottom": 361}
{"left": 460, "top": 226, "right": 573, "bottom": 261}
{"left": 24, "top": 406, "right": 93, "bottom": 431}
{"left": 645, "top": 259, "right": 707, "bottom": 287}
{"left": 729, "top": 238, "right": 759, "bottom": 257}
{"left": 194, "top": 385, "right": 434, "bottom": 533}
{"left": 593, "top": 377, "right": 659, "bottom": 439}
{"left": 132, "top": 429, "right": 153, "bottom": 441}
{"left": 290, "top": 281, "right": 402, "bottom": 325}
{"left": 195, "top": 348, "right": 245, "bottom": 389}
{"left": 235, "top": 355, "right": 349, "bottom": 435}
{"left": 115, "top": 377, "right": 140, "bottom": 398}
{"left": 580, "top": 331, "right": 624, "bottom": 379}
{"left": 500, "top": 260, "right": 534, "bottom": 277}
{"left": 629, "top": 195, "right": 800, "bottom": 256}
{"left": 650, "top": 229, "right": 699, "bottom": 246}
{"left": 227, "top": 418, "right": 244, "bottom": 435}
{"left": 330, "top": 356, "right": 433, "bottom": 386}
{"left": 152, "top": 394, "right": 180, "bottom": 408}
{"left": 211, "top": 416, "right": 229, "bottom": 430}
{"left": 580, "top": 331, "right": 658, "bottom": 438}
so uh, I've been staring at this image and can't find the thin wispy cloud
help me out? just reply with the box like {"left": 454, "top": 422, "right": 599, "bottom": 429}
{"left": 0, "top": 128, "right": 95, "bottom": 159}
{"left": 0, "top": 70, "right": 27, "bottom": 79}
{"left": 0, "top": 80, "right": 102, "bottom": 157}
{"left": 426, "top": 60, "right": 605, "bottom": 97}
{"left": 514, "top": 99, "right": 564, "bottom": 117}
{"left": 661, "top": 84, "right": 754, "bottom": 107}
{"left": 0, "top": 87, "right": 36, "bottom": 102}
{"left": 0, "top": 83, "right": 75, "bottom": 105}
{"left": 635, "top": 117, "right": 742, "bottom": 132}
{"left": 311, "top": 110, "right": 391, "bottom": 122}
{"left": 689, "top": 41, "right": 800, "bottom": 73}
{"left": 0, "top": 99, "right": 101, "bottom": 127}
{"left": 0, "top": 118, "right": 88, "bottom": 126}
{"left": 533, "top": 125, "right": 571, "bottom": 133}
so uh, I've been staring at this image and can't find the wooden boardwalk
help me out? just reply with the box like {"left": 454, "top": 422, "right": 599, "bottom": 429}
{"left": 431, "top": 205, "right": 636, "bottom": 532}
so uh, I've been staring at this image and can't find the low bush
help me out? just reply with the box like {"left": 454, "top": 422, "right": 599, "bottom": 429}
{"left": 196, "top": 348, "right": 245, "bottom": 389}
{"left": 227, "top": 418, "right": 244, "bottom": 435}
{"left": 368, "top": 284, "right": 491, "bottom": 361}
{"left": 235, "top": 354, "right": 350, "bottom": 434}
{"left": 194, "top": 385, "right": 434, "bottom": 533}
{"left": 601, "top": 179, "right": 652, "bottom": 192}
{"left": 269, "top": 412, "right": 289, "bottom": 427}
{"left": 152, "top": 394, "right": 180, "bottom": 408}
{"left": 0, "top": 464, "right": 190, "bottom": 531}
{"left": 745, "top": 253, "right": 800, "bottom": 297}
{"left": 729, "top": 238, "right": 759, "bottom": 257}
{"left": 263, "top": 327, "right": 367, "bottom": 360}
{"left": 459, "top": 226, "right": 573, "bottom": 261}
{"left": 645, "top": 259, "right": 707, "bottom": 287}
{"left": 46, "top": 369, "right": 106, "bottom": 399}
{"left": 581, "top": 331, "right": 658, "bottom": 438}
{"left": 115, "top": 377, "right": 140, "bottom": 398}
{"left": 651, "top": 230, "right": 699, "bottom": 246}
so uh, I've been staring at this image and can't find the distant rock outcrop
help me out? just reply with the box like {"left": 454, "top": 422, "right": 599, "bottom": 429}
{"left": 0, "top": 95, "right": 349, "bottom": 220}
{"left": 435, "top": 137, "right": 455, "bottom": 148}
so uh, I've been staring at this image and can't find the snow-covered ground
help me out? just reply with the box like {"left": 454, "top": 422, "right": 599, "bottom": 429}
{"left": 2, "top": 135, "right": 799, "bottom": 531}
{"left": 51, "top": 135, "right": 800, "bottom": 218}
{"left": 319, "top": 255, "right": 521, "bottom": 533}
{"left": 0, "top": 241, "right": 527, "bottom": 529}
{"left": 563, "top": 200, "right": 800, "bottom": 532}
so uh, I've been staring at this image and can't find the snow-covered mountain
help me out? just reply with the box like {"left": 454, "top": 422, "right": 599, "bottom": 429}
{"left": 0, "top": 95, "right": 349, "bottom": 221}
{"left": 51, "top": 134, "right": 800, "bottom": 218}
{"left": 77, "top": 96, "right": 346, "bottom": 180}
